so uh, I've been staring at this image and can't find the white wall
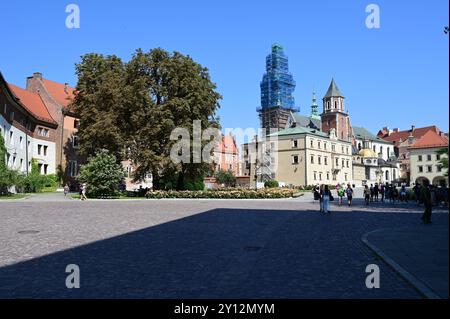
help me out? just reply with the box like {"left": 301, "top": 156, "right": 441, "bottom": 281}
{"left": 1, "top": 113, "right": 56, "bottom": 175}
{"left": 355, "top": 138, "right": 393, "bottom": 161}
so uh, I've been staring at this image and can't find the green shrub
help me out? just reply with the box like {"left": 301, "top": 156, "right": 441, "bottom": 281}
{"left": 146, "top": 188, "right": 295, "bottom": 199}
{"left": 264, "top": 180, "right": 279, "bottom": 188}
{"left": 77, "top": 149, "right": 125, "bottom": 198}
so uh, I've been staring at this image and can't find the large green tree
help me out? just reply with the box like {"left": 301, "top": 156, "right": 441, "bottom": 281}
{"left": 72, "top": 53, "right": 127, "bottom": 160}
{"left": 70, "top": 48, "right": 221, "bottom": 190}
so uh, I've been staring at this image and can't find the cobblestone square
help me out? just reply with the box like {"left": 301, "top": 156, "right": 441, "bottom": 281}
{"left": 0, "top": 194, "right": 447, "bottom": 298}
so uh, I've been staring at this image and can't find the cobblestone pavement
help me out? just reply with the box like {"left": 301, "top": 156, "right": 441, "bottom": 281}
{"left": 0, "top": 196, "right": 447, "bottom": 298}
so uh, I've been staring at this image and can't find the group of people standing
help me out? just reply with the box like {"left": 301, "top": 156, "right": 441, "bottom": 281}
{"left": 313, "top": 180, "right": 442, "bottom": 225}
{"left": 313, "top": 184, "right": 354, "bottom": 214}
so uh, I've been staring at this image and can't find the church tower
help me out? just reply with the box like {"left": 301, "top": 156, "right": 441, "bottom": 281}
{"left": 321, "top": 78, "right": 352, "bottom": 142}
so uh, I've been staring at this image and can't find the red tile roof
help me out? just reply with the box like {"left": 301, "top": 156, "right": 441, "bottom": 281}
{"left": 215, "top": 135, "right": 238, "bottom": 154}
{"left": 8, "top": 84, "right": 57, "bottom": 125}
{"left": 42, "top": 78, "right": 75, "bottom": 108}
{"left": 379, "top": 126, "right": 441, "bottom": 147}
{"left": 408, "top": 130, "right": 449, "bottom": 149}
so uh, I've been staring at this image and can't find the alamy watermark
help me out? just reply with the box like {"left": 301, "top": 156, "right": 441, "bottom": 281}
{"left": 65, "top": 264, "right": 80, "bottom": 289}
{"left": 365, "top": 4, "right": 380, "bottom": 29}
{"left": 65, "top": 4, "right": 80, "bottom": 29}
{"left": 365, "top": 264, "right": 380, "bottom": 289}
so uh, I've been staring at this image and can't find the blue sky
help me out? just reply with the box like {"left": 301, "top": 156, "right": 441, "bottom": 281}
{"left": 1, "top": 0, "right": 448, "bottom": 137}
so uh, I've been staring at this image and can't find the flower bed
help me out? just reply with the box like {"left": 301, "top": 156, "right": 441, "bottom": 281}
{"left": 146, "top": 188, "right": 298, "bottom": 199}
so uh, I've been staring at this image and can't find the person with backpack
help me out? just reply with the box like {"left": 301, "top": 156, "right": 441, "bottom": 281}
{"left": 337, "top": 185, "right": 345, "bottom": 206}
{"left": 345, "top": 184, "right": 353, "bottom": 207}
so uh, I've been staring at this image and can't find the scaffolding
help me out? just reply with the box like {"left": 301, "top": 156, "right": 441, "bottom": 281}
{"left": 259, "top": 44, "right": 299, "bottom": 135}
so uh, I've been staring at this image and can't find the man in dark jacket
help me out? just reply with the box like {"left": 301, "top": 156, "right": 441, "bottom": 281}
{"left": 420, "top": 180, "right": 432, "bottom": 224}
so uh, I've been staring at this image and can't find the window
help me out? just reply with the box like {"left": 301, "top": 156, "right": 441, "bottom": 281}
{"left": 418, "top": 155, "right": 422, "bottom": 161}
{"left": 292, "top": 155, "right": 299, "bottom": 165}
{"left": 437, "top": 154, "right": 441, "bottom": 161}
{"left": 319, "top": 172, "right": 322, "bottom": 181}
{"left": 427, "top": 154, "right": 432, "bottom": 161}
{"left": 10, "top": 111, "right": 14, "bottom": 121}
{"left": 9, "top": 131, "right": 13, "bottom": 144}
{"left": 313, "top": 171, "right": 317, "bottom": 180}
{"left": 324, "top": 142, "right": 327, "bottom": 150}
{"left": 327, "top": 101, "right": 330, "bottom": 109}
{"left": 380, "top": 146, "right": 383, "bottom": 157}
{"left": 292, "top": 140, "right": 298, "bottom": 148}
{"left": 331, "top": 144, "right": 336, "bottom": 152}
{"left": 332, "top": 174, "right": 336, "bottom": 181}
{"left": 326, "top": 172, "right": 330, "bottom": 180}
{"left": 346, "top": 147, "right": 349, "bottom": 154}
{"left": 43, "top": 164, "right": 48, "bottom": 175}
{"left": 38, "top": 164, "right": 43, "bottom": 174}
{"left": 43, "top": 145, "right": 48, "bottom": 156}
{"left": 37, "top": 144, "right": 42, "bottom": 155}
{"left": 342, "top": 159, "right": 345, "bottom": 167}
{"left": 318, "top": 156, "right": 321, "bottom": 165}
{"left": 427, "top": 165, "right": 432, "bottom": 173}
{"left": 19, "top": 136, "right": 23, "bottom": 149}
{"left": 345, "top": 173, "right": 348, "bottom": 181}
{"left": 318, "top": 141, "right": 321, "bottom": 149}
{"left": 311, "top": 155, "right": 314, "bottom": 164}
{"left": 72, "top": 135, "right": 79, "bottom": 148}
{"left": 324, "top": 157, "right": 328, "bottom": 165}
{"left": 20, "top": 159, "right": 24, "bottom": 170}
{"left": 336, "top": 158, "right": 339, "bottom": 166}
{"left": 74, "top": 120, "right": 80, "bottom": 129}
{"left": 346, "top": 160, "right": 349, "bottom": 168}
{"left": 418, "top": 166, "right": 423, "bottom": 173}
{"left": 373, "top": 145, "right": 376, "bottom": 152}
{"left": 341, "top": 146, "right": 344, "bottom": 153}
{"left": 358, "top": 143, "right": 362, "bottom": 151}
{"left": 437, "top": 165, "right": 442, "bottom": 172}
{"left": 69, "top": 161, "right": 78, "bottom": 177}
{"left": 310, "top": 139, "right": 314, "bottom": 148}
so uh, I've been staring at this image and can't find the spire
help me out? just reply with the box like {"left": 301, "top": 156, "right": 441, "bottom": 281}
{"left": 324, "top": 78, "right": 344, "bottom": 98}
{"left": 310, "top": 90, "right": 320, "bottom": 120}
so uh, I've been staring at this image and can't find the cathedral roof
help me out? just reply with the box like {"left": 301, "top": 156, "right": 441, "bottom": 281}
{"left": 353, "top": 126, "right": 393, "bottom": 144}
{"left": 324, "top": 78, "right": 344, "bottom": 98}
{"left": 292, "top": 113, "right": 321, "bottom": 130}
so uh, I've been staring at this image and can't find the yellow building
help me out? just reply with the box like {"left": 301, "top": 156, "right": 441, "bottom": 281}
{"left": 263, "top": 126, "right": 352, "bottom": 187}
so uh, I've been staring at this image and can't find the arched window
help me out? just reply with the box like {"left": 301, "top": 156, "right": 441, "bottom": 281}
{"left": 380, "top": 146, "right": 383, "bottom": 157}
{"left": 385, "top": 170, "right": 390, "bottom": 181}
{"left": 358, "top": 143, "right": 361, "bottom": 151}
{"left": 334, "top": 101, "right": 337, "bottom": 109}
{"left": 387, "top": 147, "right": 390, "bottom": 158}
{"left": 327, "top": 101, "right": 330, "bottom": 110}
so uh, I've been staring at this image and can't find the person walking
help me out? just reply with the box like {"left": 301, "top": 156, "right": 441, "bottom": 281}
{"left": 322, "top": 185, "right": 331, "bottom": 214}
{"left": 345, "top": 184, "right": 353, "bottom": 207}
{"left": 63, "top": 184, "right": 70, "bottom": 197}
{"left": 380, "top": 183, "right": 385, "bottom": 202}
{"left": 392, "top": 186, "right": 399, "bottom": 204}
{"left": 369, "top": 184, "right": 374, "bottom": 203}
{"left": 420, "top": 180, "right": 432, "bottom": 224}
{"left": 337, "top": 185, "right": 345, "bottom": 206}
{"left": 80, "top": 183, "right": 88, "bottom": 201}
{"left": 364, "top": 185, "right": 370, "bottom": 206}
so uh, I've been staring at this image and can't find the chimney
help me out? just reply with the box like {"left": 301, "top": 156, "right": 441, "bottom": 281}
{"left": 411, "top": 125, "right": 415, "bottom": 132}
{"left": 33, "top": 72, "right": 42, "bottom": 80}
{"left": 393, "top": 128, "right": 399, "bottom": 133}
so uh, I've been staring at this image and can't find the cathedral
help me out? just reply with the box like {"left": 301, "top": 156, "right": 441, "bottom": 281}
{"left": 256, "top": 44, "right": 399, "bottom": 187}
